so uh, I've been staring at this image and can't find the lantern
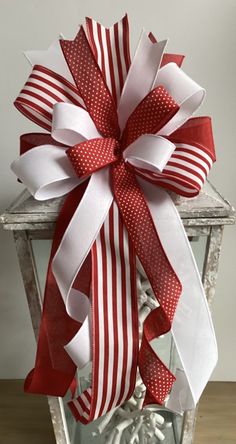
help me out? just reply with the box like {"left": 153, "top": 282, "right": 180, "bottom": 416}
{"left": 1, "top": 180, "right": 234, "bottom": 444}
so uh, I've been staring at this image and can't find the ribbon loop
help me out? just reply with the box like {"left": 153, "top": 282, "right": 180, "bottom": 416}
{"left": 121, "top": 85, "right": 179, "bottom": 148}
{"left": 154, "top": 63, "right": 205, "bottom": 135}
{"left": 11, "top": 144, "right": 81, "bottom": 200}
{"left": 123, "top": 135, "right": 176, "bottom": 173}
{"left": 52, "top": 102, "right": 101, "bottom": 146}
{"left": 14, "top": 64, "right": 84, "bottom": 132}
{"left": 170, "top": 116, "right": 216, "bottom": 160}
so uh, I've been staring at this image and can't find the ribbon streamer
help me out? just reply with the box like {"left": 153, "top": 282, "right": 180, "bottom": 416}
{"left": 11, "top": 15, "right": 217, "bottom": 423}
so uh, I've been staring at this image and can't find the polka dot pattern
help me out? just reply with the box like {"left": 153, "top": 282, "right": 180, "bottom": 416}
{"left": 111, "top": 160, "right": 182, "bottom": 403}
{"left": 121, "top": 85, "right": 179, "bottom": 149}
{"left": 112, "top": 161, "right": 181, "bottom": 322}
{"left": 139, "top": 336, "right": 175, "bottom": 404}
{"left": 67, "top": 138, "right": 118, "bottom": 178}
{"left": 60, "top": 27, "right": 120, "bottom": 140}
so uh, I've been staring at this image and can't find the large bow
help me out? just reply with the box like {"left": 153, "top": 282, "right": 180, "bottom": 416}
{"left": 12, "top": 16, "right": 217, "bottom": 423}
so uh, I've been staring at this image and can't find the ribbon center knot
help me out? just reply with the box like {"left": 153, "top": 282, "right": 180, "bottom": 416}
{"left": 66, "top": 137, "right": 120, "bottom": 179}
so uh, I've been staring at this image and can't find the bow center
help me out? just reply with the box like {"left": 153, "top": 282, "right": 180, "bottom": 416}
{"left": 113, "top": 142, "right": 123, "bottom": 160}
{"left": 67, "top": 137, "right": 122, "bottom": 179}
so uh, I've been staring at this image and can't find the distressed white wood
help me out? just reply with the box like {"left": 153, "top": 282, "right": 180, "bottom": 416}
{"left": 12, "top": 229, "right": 69, "bottom": 444}
{"left": 0, "top": 182, "right": 235, "bottom": 230}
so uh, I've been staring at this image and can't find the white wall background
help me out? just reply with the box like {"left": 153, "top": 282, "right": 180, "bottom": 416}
{"left": 0, "top": 0, "right": 235, "bottom": 380}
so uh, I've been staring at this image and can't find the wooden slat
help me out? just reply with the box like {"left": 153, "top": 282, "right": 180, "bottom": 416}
{"left": 0, "top": 380, "right": 55, "bottom": 444}
{"left": 195, "top": 382, "right": 236, "bottom": 444}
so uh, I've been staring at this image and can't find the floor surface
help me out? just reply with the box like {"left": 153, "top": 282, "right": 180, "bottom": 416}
{"left": 0, "top": 381, "right": 235, "bottom": 443}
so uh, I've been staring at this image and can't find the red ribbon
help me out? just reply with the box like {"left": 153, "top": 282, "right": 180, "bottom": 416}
{"left": 59, "top": 27, "right": 184, "bottom": 408}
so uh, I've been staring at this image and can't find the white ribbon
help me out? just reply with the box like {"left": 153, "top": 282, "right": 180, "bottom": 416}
{"left": 52, "top": 102, "right": 101, "bottom": 145}
{"left": 25, "top": 39, "right": 78, "bottom": 86}
{"left": 138, "top": 177, "right": 217, "bottom": 412}
{"left": 64, "top": 289, "right": 92, "bottom": 368}
{"left": 123, "top": 135, "right": 176, "bottom": 173}
{"left": 118, "top": 31, "right": 167, "bottom": 130}
{"left": 11, "top": 32, "right": 217, "bottom": 413}
{"left": 154, "top": 62, "right": 205, "bottom": 135}
{"left": 52, "top": 167, "right": 113, "bottom": 367}
{"left": 11, "top": 108, "right": 114, "bottom": 368}
{"left": 11, "top": 145, "right": 81, "bottom": 200}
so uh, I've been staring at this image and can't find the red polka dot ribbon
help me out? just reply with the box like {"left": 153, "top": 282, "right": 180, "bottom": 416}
{"left": 66, "top": 137, "right": 118, "bottom": 179}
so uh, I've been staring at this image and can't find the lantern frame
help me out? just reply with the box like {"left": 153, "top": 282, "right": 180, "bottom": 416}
{"left": 1, "top": 180, "right": 235, "bottom": 444}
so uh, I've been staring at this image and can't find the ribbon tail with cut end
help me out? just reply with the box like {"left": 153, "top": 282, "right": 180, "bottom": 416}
{"left": 111, "top": 160, "right": 182, "bottom": 405}
{"left": 68, "top": 202, "right": 139, "bottom": 423}
{"left": 118, "top": 31, "right": 167, "bottom": 131}
{"left": 138, "top": 177, "right": 218, "bottom": 412}
{"left": 24, "top": 182, "right": 91, "bottom": 397}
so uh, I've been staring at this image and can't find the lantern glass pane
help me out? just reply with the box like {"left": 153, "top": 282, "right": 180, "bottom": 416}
{"left": 30, "top": 233, "right": 208, "bottom": 444}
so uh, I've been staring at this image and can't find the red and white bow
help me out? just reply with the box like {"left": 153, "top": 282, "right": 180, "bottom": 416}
{"left": 12, "top": 15, "right": 217, "bottom": 423}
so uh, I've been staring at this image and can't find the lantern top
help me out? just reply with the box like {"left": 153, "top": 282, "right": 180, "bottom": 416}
{"left": 0, "top": 181, "right": 235, "bottom": 231}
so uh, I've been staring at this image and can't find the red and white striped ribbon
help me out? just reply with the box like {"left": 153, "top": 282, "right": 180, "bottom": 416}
{"left": 68, "top": 202, "right": 138, "bottom": 422}
{"left": 14, "top": 64, "right": 84, "bottom": 131}
{"left": 86, "top": 14, "right": 131, "bottom": 105}
{"left": 136, "top": 142, "right": 213, "bottom": 197}
{"left": 14, "top": 17, "right": 214, "bottom": 199}
{"left": 68, "top": 16, "right": 140, "bottom": 423}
